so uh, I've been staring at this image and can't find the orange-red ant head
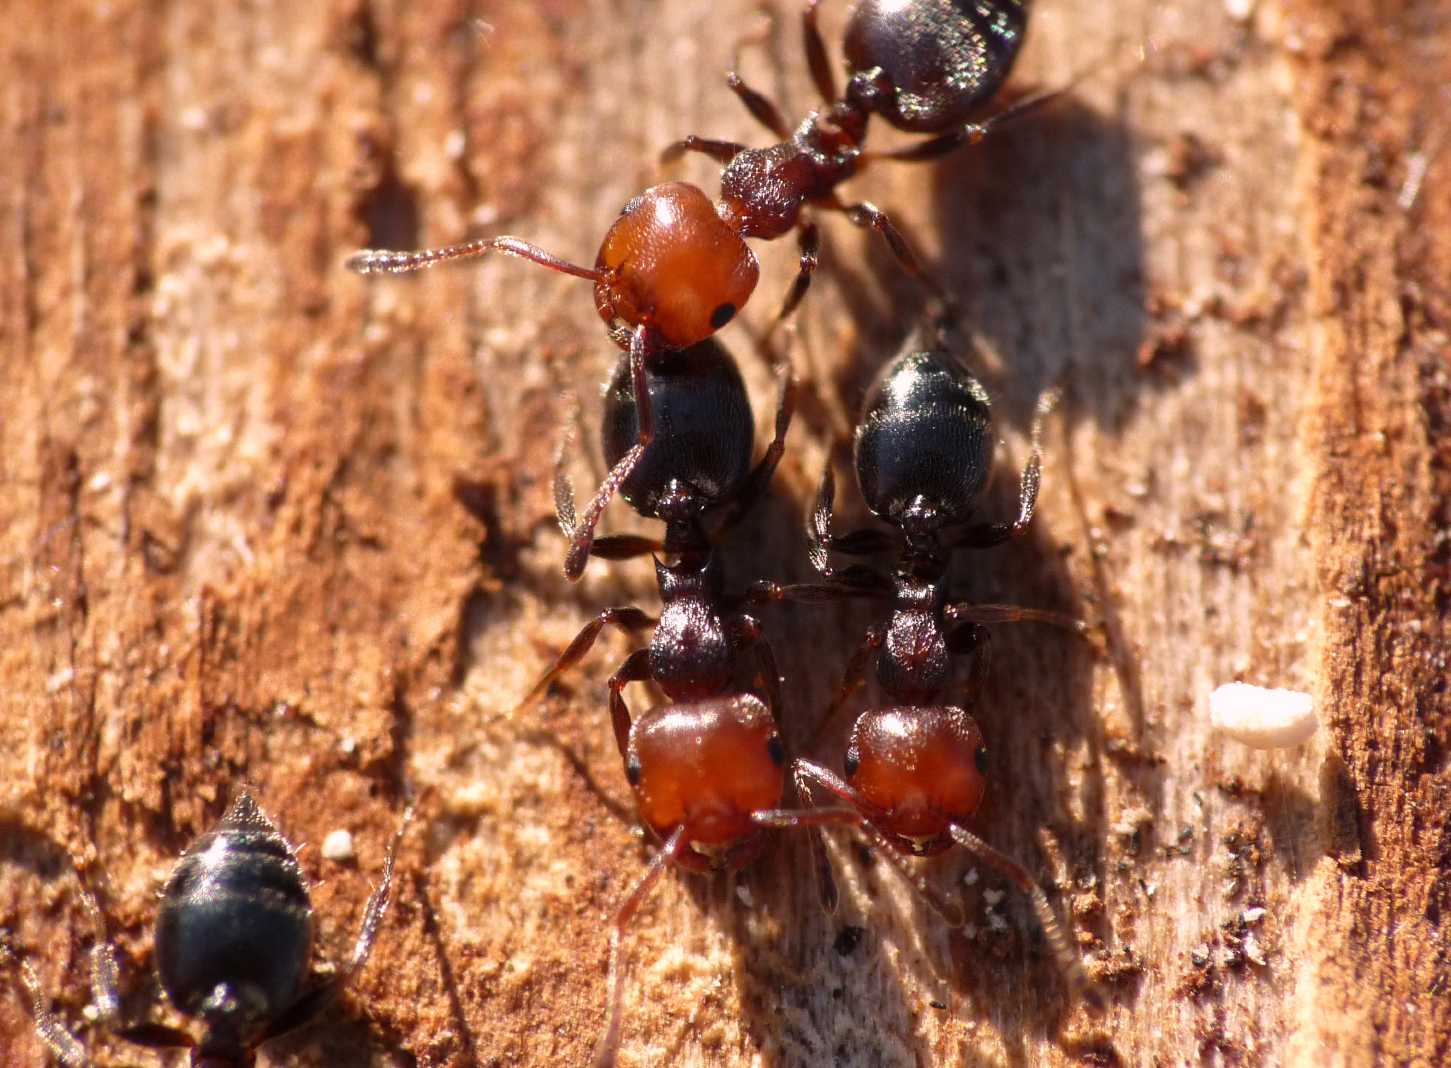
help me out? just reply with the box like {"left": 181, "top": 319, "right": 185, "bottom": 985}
{"left": 844, "top": 705, "right": 987, "bottom": 855}
{"left": 594, "top": 182, "right": 759, "bottom": 348}
{"left": 626, "top": 694, "right": 784, "bottom": 873}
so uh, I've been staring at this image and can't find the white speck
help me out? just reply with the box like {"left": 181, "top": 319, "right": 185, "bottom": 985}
{"left": 1143, "top": 882, "right": 1158, "bottom": 898}
{"left": 1243, "top": 932, "right": 1267, "bottom": 966}
{"left": 1242, "top": 907, "right": 1267, "bottom": 925}
{"left": 338, "top": 736, "right": 358, "bottom": 756}
{"left": 982, "top": 888, "right": 1005, "bottom": 907}
{"left": 1328, "top": 596, "right": 1352, "bottom": 609}
{"left": 1210, "top": 682, "right": 1317, "bottom": 749}
{"left": 444, "top": 129, "right": 467, "bottom": 160}
{"left": 322, "top": 829, "right": 355, "bottom": 862}
{"left": 1224, "top": 0, "right": 1255, "bottom": 22}
{"left": 180, "top": 106, "right": 209, "bottom": 131}
{"left": 986, "top": 910, "right": 1009, "bottom": 932}
{"left": 735, "top": 884, "right": 754, "bottom": 908}
{"left": 82, "top": 1003, "right": 101, "bottom": 1022}
{"left": 962, "top": 868, "right": 980, "bottom": 886}
{"left": 46, "top": 667, "right": 76, "bottom": 694}
{"left": 87, "top": 471, "right": 113, "bottom": 492}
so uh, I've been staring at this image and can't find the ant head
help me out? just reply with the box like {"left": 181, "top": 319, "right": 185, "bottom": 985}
{"left": 854, "top": 349, "right": 993, "bottom": 531}
{"left": 156, "top": 796, "right": 313, "bottom": 1044}
{"left": 843, "top": 0, "right": 1028, "bottom": 133}
{"left": 601, "top": 339, "right": 756, "bottom": 521}
{"left": 844, "top": 705, "right": 987, "bottom": 855}
{"left": 625, "top": 695, "right": 785, "bottom": 872}
{"left": 594, "top": 182, "right": 759, "bottom": 348}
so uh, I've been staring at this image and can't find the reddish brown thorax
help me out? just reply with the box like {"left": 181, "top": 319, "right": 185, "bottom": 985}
{"left": 594, "top": 182, "right": 759, "bottom": 347}
{"left": 847, "top": 705, "right": 986, "bottom": 849}
{"left": 629, "top": 695, "right": 784, "bottom": 855}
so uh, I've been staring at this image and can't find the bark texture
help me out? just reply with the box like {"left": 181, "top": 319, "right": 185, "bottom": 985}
{"left": 0, "top": 1, "right": 1446, "bottom": 1066}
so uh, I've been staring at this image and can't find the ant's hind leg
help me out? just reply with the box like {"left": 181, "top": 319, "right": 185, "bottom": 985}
{"left": 828, "top": 198, "right": 960, "bottom": 324}
{"left": 562, "top": 326, "right": 661, "bottom": 580}
{"left": 260, "top": 799, "right": 416, "bottom": 1042}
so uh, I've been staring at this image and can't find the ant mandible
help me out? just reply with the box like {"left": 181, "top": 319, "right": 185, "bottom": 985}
{"left": 753, "top": 329, "right": 1096, "bottom": 1000}
{"left": 347, "top": 0, "right": 1049, "bottom": 576}
{"left": 517, "top": 338, "right": 836, "bottom": 1065}
{"left": 3, "top": 791, "right": 412, "bottom": 1068}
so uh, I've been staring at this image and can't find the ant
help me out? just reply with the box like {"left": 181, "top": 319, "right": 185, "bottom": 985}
{"left": 752, "top": 328, "right": 1097, "bottom": 1001}
{"left": 347, "top": 0, "right": 1053, "bottom": 577}
{"left": 518, "top": 338, "right": 837, "bottom": 1065}
{"left": 2, "top": 791, "right": 412, "bottom": 1067}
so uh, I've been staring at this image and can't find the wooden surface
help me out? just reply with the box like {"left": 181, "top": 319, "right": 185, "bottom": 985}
{"left": 1, "top": 1, "right": 1447, "bottom": 1065}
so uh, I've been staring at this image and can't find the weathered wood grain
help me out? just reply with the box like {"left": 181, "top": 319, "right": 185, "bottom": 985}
{"left": 1, "top": 1, "right": 1446, "bottom": 1066}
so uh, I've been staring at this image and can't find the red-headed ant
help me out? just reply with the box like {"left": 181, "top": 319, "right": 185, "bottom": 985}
{"left": 2, "top": 792, "right": 412, "bottom": 1068}
{"left": 753, "top": 330, "right": 1097, "bottom": 1001}
{"left": 347, "top": 1, "right": 1053, "bottom": 578}
{"left": 518, "top": 338, "right": 843, "bottom": 1065}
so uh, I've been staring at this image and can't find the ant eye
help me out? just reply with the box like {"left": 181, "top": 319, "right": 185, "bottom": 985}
{"left": 626, "top": 754, "right": 643, "bottom": 786}
{"left": 766, "top": 734, "right": 786, "bottom": 766}
{"left": 844, "top": 749, "right": 860, "bottom": 779}
{"left": 710, "top": 303, "right": 737, "bottom": 329}
{"left": 975, "top": 746, "right": 989, "bottom": 774}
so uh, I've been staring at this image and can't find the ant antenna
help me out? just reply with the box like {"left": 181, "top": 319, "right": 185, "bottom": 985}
{"left": 347, "top": 236, "right": 604, "bottom": 281}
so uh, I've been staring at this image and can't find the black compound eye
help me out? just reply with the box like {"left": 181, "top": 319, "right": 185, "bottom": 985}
{"left": 625, "top": 754, "right": 643, "bottom": 786}
{"left": 844, "top": 748, "right": 860, "bottom": 779}
{"left": 974, "top": 746, "right": 989, "bottom": 774}
{"left": 710, "top": 303, "right": 737, "bottom": 329}
{"left": 766, "top": 734, "right": 786, "bottom": 767}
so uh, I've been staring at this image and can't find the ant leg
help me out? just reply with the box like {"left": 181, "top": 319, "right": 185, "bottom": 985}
{"left": 807, "top": 463, "right": 896, "bottom": 577}
{"left": 730, "top": 615, "right": 783, "bottom": 720}
{"left": 515, "top": 607, "right": 657, "bottom": 711}
{"left": 806, "top": 623, "right": 886, "bottom": 750}
{"left": 953, "top": 385, "right": 1055, "bottom": 548}
{"left": 802, "top": 0, "right": 836, "bottom": 104}
{"left": 946, "top": 621, "right": 992, "bottom": 703}
{"left": 659, "top": 135, "right": 747, "bottom": 167}
{"left": 826, "top": 198, "right": 960, "bottom": 323}
{"left": 607, "top": 650, "right": 651, "bottom": 760}
{"left": 947, "top": 601, "right": 1095, "bottom": 637}
{"left": 261, "top": 799, "right": 416, "bottom": 1042}
{"left": 725, "top": 72, "right": 792, "bottom": 140}
{"left": 563, "top": 326, "right": 660, "bottom": 580}
{"left": 760, "top": 222, "right": 820, "bottom": 360}
{"left": 948, "top": 824, "right": 1095, "bottom": 1005}
{"left": 553, "top": 398, "right": 663, "bottom": 566}
{"left": 594, "top": 826, "right": 687, "bottom": 1068}
{"left": 347, "top": 235, "right": 605, "bottom": 280}
{"left": 712, "top": 359, "right": 795, "bottom": 534}
{"left": 0, "top": 933, "right": 89, "bottom": 1066}
{"left": 858, "top": 822, "right": 966, "bottom": 927}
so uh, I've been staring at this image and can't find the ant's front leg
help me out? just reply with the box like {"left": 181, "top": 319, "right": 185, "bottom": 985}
{"left": 953, "top": 384, "right": 1055, "bottom": 548}
{"left": 823, "top": 196, "right": 960, "bottom": 324}
{"left": 727, "top": 614, "right": 783, "bottom": 721}
{"left": 562, "top": 325, "right": 663, "bottom": 580}
{"left": 806, "top": 621, "right": 887, "bottom": 749}
{"left": 713, "top": 358, "right": 796, "bottom": 535}
{"left": 516, "top": 607, "right": 657, "bottom": 711}
{"left": 607, "top": 650, "right": 652, "bottom": 760}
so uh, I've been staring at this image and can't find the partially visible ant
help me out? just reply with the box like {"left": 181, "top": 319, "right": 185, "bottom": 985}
{"left": 2, "top": 791, "right": 413, "bottom": 1067}
{"left": 518, "top": 338, "right": 839, "bottom": 1066}
{"left": 752, "top": 325, "right": 1098, "bottom": 1002}
{"left": 347, "top": 0, "right": 1057, "bottom": 577}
